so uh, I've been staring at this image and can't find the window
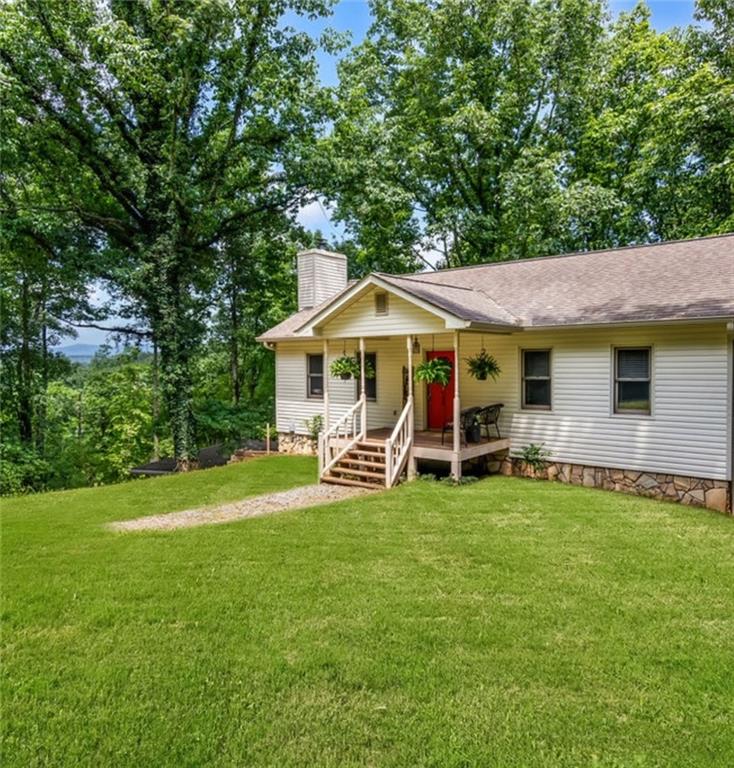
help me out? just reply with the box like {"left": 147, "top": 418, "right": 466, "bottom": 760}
{"left": 306, "top": 354, "right": 323, "bottom": 399}
{"left": 522, "top": 349, "right": 551, "bottom": 409}
{"left": 615, "top": 348, "right": 651, "bottom": 414}
{"left": 364, "top": 353, "right": 377, "bottom": 401}
{"left": 374, "top": 292, "right": 389, "bottom": 316}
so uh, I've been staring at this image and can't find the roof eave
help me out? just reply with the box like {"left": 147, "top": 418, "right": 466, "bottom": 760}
{"left": 294, "top": 273, "right": 469, "bottom": 334}
{"left": 523, "top": 314, "right": 734, "bottom": 331}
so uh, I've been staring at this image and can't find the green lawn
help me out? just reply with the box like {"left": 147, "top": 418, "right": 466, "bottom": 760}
{"left": 2, "top": 457, "right": 734, "bottom": 767}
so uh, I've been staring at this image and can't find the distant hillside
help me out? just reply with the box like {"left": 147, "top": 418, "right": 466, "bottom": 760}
{"left": 56, "top": 343, "right": 99, "bottom": 363}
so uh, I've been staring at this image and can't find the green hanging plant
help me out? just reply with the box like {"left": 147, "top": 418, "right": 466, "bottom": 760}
{"left": 414, "top": 357, "right": 452, "bottom": 387}
{"left": 330, "top": 355, "right": 375, "bottom": 381}
{"left": 465, "top": 349, "right": 501, "bottom": 381}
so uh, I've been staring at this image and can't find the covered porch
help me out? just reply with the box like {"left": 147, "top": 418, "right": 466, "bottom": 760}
{"left": 318, "top": 329, "right": 511, "bottom": 487}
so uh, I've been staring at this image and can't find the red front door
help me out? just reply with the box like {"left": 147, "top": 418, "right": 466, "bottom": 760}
{"left": 426, "top": 350, "right": 455, "bottom": 430}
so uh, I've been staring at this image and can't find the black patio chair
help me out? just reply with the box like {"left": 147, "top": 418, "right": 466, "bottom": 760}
{"left": 441, "top": 406, "right": 482, "bottom": 445}
{"left": 478, "top": 403, "right": 503, "bottom": 440}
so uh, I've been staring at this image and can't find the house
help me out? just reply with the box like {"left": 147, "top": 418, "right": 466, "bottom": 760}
{"left": 258, "top": 235, "right": 734, "bottom": 514}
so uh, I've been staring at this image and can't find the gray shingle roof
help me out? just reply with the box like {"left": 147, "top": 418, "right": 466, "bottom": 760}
{"left": 259, "top": 234, "right": 734, "bottom": 340}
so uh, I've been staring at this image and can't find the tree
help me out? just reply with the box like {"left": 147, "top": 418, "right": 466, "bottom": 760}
{"left": 1, "top": 0, "right": 332, "bottom": 467}
{"left": 324, "top": 0, "right": 733, "bottom": 265}
{"left": 324, "top": 0, "right": 610, "bottom": 266}
{"left": 573, "top": 3, "right": 734, "bottom": 242}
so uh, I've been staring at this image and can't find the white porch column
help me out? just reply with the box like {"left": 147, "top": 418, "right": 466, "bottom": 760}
{"left": 407, "top": 335, "right": 417, "bottom": 479}
{"left": 452, "top": 331, "right": 461, "bottom": 480}
{"left": 359, "top": 336, "right": 366, "bottom": 399}
{"left": 359, "top": 336, "right": 367, "bottom": 437}
{"left": 407, "top": 335, "right": 414, "bottom": 401}
{"left": 322, "top": 338, "right": 329, "bottom": 431}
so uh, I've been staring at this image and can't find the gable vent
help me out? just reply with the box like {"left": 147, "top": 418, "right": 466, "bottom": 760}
{"left": 374, "top": 292, "right": 389, "bottom": 316}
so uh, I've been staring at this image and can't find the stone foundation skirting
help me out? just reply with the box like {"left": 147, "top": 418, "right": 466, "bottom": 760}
{"left": 278, "top": 432, "right": 318, "bottom": 456}
{"left": 489, "top": 455, "right": 731, "bottom": 514}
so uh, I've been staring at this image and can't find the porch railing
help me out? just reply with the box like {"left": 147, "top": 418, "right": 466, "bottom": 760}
{"left": 385, "top": 396, "right": 413, "bottom": 489}
{"left": 319, "top": 396, "right": 366, "bottom": 478}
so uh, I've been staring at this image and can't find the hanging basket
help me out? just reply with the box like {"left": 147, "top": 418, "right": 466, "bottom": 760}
{"left": 330, "top": 355, "right": 376, "bottom": 381}
{"left": 465, "top": 349, "right": 501, "bottom": 382}
{"left": 414, "top": 357, "right": 452, "bottom": 387}
{"left": 330, "top": 356, "right": 360, "bottom": 380}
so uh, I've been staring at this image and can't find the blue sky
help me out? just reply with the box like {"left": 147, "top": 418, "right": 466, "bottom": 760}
{"left": 69, "top": 1, "right": 698, "bottom": 347}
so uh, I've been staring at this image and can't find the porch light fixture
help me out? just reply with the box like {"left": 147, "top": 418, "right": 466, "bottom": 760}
{"left": 412, "top": 337, "right": 421, "bottom": 354}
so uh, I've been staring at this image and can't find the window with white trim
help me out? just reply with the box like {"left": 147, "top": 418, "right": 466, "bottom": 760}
{"left": 614, "top": 348, "right": 651, "bottom": 414}
{"left": 522, "top": 349, "right": 551, "bottom": 409}
{"left": 306, "top": 354, "right": 323, "bottom": 399}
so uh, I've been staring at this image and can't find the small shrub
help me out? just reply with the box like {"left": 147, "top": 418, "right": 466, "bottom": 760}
{"left": 519, "top": 443, "right": 550, "bottom": 472}
{"left": 417, "top": 472, "right": 438, "bottom": 482}
{"left": 440, "top": 474, "right": 480, "bottom": 486}
{"left": 304, "top": 415, "right": 324, "bottom": 441}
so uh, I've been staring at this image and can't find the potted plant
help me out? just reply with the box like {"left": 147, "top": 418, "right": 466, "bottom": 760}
{"left": 329, "top": 355, "right": 375, "bottom": 381}
{"left": 465, "top": 349, "right": 501, "bottom": 381}
{"left": 465, "top": 413, "right": 481, "bottom": 444}
{"left": 330, "top": 356, "right": 359, "bottom": 380}
{"left": 414, "top": 356, "right": 452, "bottom": 387}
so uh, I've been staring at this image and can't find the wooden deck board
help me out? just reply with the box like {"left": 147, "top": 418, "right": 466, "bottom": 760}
{"left": 367, "top": 429, "right": 509, "bottom": 462}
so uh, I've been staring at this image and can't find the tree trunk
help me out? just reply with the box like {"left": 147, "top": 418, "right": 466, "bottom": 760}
{"left": 151, "top": 341, "right": 160, "bottom": 461}
{"left": 159, "top": 340, "right": 197, "bottom": 470}
{"left": 38, "top": 283, "right": 48, "bottom": 455}
{"left": 229, "top": 252, "right": 241, "bottom": 406}
{"left": 17, "top": 275, "right": 33, "bottom": 444}
{"left": 155, "top": 274, "right": 198, "bottom": 471}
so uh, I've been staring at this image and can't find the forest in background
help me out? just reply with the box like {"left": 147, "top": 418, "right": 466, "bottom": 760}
{"left": 1, "top": 0, "right": 732, "bottom": 494}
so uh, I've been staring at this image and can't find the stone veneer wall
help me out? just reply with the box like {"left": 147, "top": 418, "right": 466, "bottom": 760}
{"left": 278, "top": 432, "right": 318, "bottom": 456}
{"left": 488, "top": 454, "right": 731, "bottom": 515}
{"left": 277, "top": 432, "right": 732, "bottom": 514}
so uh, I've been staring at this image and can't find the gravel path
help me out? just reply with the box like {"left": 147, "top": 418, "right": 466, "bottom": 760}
{"left": 108, "top": 483, "right": 372, "bottom": 532}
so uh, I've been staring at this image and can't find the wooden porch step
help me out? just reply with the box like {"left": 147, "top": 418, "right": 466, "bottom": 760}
{"left": 336, "top": 459, "right": 385, "bottom": 477}
{"left": 339, "top": 451, "right": 385, "bottom": 467}
{"left": 322, "top": 475, "right": 384, "bottom": 490}
{"left": 349, "top": 447, "right": 385, "bottom": 458}
{"left": 355, "top": 441, "right": 385, "bottom": 452}
{"left": 341, "top": 457, "right": 386, "bottom": 469}
{"left": 330, "top": 465, "right": 386, "bottom": 480}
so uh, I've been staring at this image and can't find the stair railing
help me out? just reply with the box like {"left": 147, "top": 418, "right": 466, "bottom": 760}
{"left": 319, "top": 396, "right": 366, "bottom": 478}
{"left": 385, "top": 396, "right": 413, "bottom": 489}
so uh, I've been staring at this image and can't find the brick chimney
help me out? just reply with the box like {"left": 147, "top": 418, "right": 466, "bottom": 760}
{"left": 297, "top": 248, "right": 348, "bottom": 310}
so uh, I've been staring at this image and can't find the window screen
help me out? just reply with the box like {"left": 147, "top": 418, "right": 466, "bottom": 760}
{"left": 522, "top": 350, "right": 551, "bottom": 409}
{"left": 615, "top": 348, "right": 650, "bottom": 413}
{"left": 307, "top": 354, "right": 323, "bottom": 399}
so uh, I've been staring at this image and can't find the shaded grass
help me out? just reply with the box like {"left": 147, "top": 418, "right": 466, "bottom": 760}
{"left": 2, "top": 457, "right": 734, "bottom": 767}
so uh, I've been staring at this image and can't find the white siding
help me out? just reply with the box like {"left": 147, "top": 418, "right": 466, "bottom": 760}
{"left": 451, "top": 323, "right": 729, "bottom": 480}
{"left": 275, "top": 322, "right": 730, "bottom": 480}
{"left": 321, "top": 287, "right": 446, "bottom": 337}
{"left": 275, "top": 340, "right": 354, "bottom": 434}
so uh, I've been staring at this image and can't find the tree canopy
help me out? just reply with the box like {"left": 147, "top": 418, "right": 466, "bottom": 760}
{"left": 1, "top": 0, "right": 333, "bottom": 465}
{"left": 322, "top": 0, "right": 733, "bottom": 266}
